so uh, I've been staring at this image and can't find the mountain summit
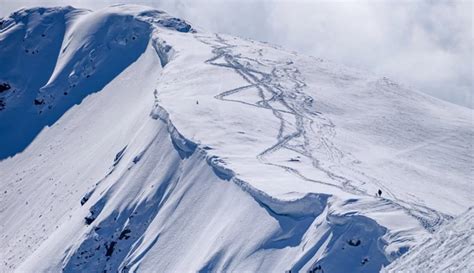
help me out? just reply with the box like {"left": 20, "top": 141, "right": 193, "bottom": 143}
{"left": 0, "top": 5, "right": 472, "bottom": 272}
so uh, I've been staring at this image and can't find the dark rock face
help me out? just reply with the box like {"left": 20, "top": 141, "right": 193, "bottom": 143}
{"left": 105, "top": 241, "right": 117, "bottom": 257}
{"left": 348, "top": 239, "right": 361, "bottom": 246}
{"left": 0, "top": 83, "right": 11, "bottom": 93}
{"left": 119, "top": 229, "right": 131, "bottom": 240}
{"left": 34, "top": 98, "right": 45, "bottom": 105}
{"left": 157, "top": 18, "right": 192, "bottom": 32}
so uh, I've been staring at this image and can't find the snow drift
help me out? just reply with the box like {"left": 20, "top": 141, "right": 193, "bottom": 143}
{"left": 0, "top": 4, "right": 472, "bottom": 273}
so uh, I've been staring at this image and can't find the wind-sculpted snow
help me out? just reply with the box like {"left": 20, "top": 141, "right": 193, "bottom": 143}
{"left": 384, "top": 207, "right": 474, "bottom": 272}
{"left": 0, "top": 5, "right": 192, "bottom": 159}
{"left": 0, "top": 4, "right": 472, "bottom": 273}
{"left": 151, "top": 97, "right": 331, "bottom": 219}
{"left": 0, "top": 7, "right": 79, "bottom": 158}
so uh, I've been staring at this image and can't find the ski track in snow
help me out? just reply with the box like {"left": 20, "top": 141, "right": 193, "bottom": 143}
{"left": 1, "top": 6, "right": 470, "bottom": 272}
{"left": 384, "top": 207, "right": 474, "bottom": 272}
{"left": 195, "top": 33, "right": 449, "bottom": 232}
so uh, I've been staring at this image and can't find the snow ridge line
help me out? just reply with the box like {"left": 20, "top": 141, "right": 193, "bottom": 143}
{"left": 150, "top": 98, "right": 329, "bottom": 218}
{"left": 148, "top": 32, "right": 331, "bottom": 219}
{"left": 145, "top": 29, "right": 424, "bottom": 268}
{"left": 148, "top": 96, "right": 408, "bottom": 271}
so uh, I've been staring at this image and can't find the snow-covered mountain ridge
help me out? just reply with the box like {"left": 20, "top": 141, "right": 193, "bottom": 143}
{"left": 0, "top": 5, "right": 472, "bottom": 272}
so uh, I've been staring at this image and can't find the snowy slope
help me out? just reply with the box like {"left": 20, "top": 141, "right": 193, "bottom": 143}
{"left": 384, "top": 207, "right": 474, "bottom": 272}
{"left": 0, "top": 4, "right": 472, "bottom": 273}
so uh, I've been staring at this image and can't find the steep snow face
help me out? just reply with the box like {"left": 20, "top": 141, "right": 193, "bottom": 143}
{"left": 384, "top": 207, "right": 474, "bottom": 272}
{"left": 0, "top": 4, "right": 472, "bottom": 273}
{"left": 0, "top": 5, "right": 191, "bottom": 160}
{"left": 0, "top": 6, "right": 84, "bottom": 158}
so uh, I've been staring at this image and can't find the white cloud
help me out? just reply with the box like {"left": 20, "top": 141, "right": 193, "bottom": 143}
{"left": 1, "top": 0, "right": 472, "bottom": 108}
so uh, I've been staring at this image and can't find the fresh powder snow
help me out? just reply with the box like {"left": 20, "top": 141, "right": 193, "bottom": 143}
{"left": 0, "top": 4, "right": 472, "bottom": 273}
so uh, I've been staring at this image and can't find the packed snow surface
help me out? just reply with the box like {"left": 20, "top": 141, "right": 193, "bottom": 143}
{"left": 0, "top": 4, "right": 472, "bottom": 273}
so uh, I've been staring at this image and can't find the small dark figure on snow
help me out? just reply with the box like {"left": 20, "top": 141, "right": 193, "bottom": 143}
{"left": 196, "top": 100, "right": 199, "bottom": 105}
{"left": 377, "top": 189, "right": 382, "bottom": 197}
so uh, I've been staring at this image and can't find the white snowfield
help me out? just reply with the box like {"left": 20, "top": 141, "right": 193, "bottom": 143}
{"left": 0, "top": 5, "right": 472, "bottom": 273}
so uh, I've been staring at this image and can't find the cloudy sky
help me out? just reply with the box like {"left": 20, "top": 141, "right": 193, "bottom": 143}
{"left": 1, "top": 0, "right": 472, "bottom": 108}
